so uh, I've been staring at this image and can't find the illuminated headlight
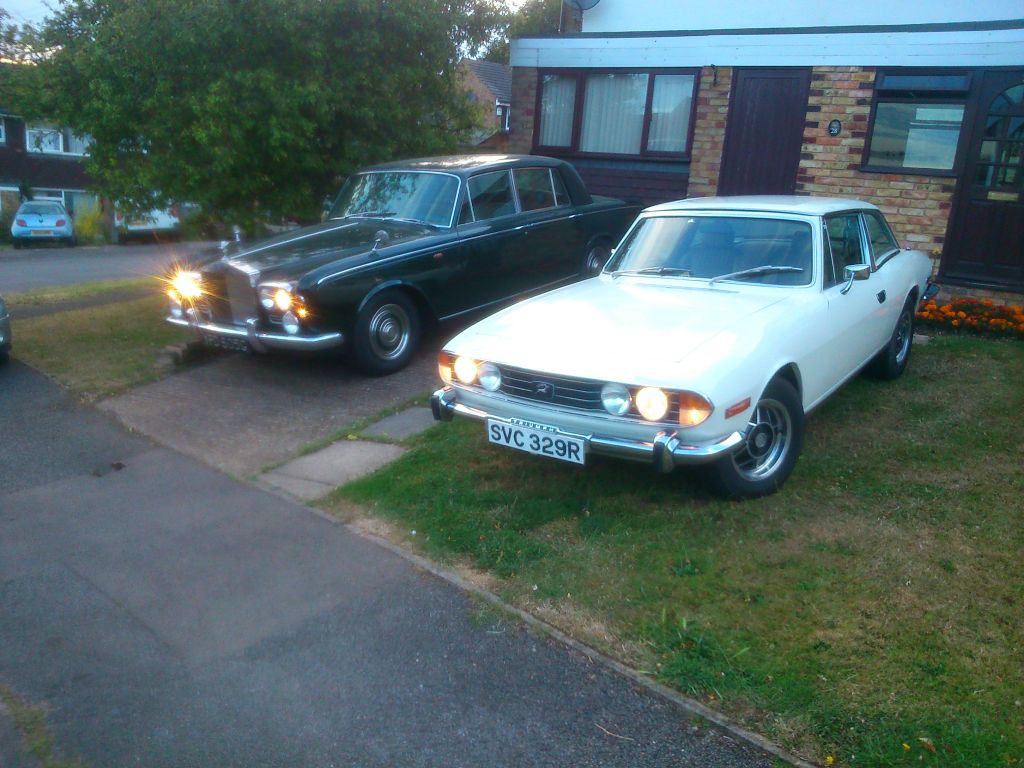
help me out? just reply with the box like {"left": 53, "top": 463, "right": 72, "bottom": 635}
{"left": 636, "top": 387, "right": 669, "bottom": 422}
{"left": 453, "top": 356, "right": 478, "bottom": 385}
{"left": 259, "top": 286, "right": 294, "bottom": 312}
{"left": 678, "top": 392, "right": 713, "bottom": 428}
{"left": 171, "top": 271, "right": 203, "bottom": 300}
{"left": 478, "top": 362, "right": 502, "bottom": 392}
{"left": 282, "top": 311, "right": 301, "bottom": 335}
{"left": 600, "top": 383, "right": 631, "bottom": 416}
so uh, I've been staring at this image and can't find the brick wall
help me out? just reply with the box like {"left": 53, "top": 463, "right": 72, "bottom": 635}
{"left": 508, "top": 67, "right": 538, "bottom": 154}
{"left": 795, "top": 66, "right": 956, "bottom": 276}
{"left": 687, "top": 66, "right": 732, "bottom": 198}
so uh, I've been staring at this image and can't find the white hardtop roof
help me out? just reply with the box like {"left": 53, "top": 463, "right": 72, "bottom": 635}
{"left": 644, "top": 196, "right": 880, "bottom": 216}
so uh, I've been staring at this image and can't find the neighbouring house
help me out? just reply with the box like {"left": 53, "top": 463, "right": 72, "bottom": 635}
{"left": 0, "top": 109, "right": 97, "bottom": 219}
{"left": 458, "top": 59, "right": 512, "bottom": 151}
{"left": 508, "top": 0, "right": 1024, "bottom": 299}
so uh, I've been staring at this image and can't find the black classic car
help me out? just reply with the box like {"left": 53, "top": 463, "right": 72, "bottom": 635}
{"left": 166, "top": 155, "right": 640, "bottom": 373}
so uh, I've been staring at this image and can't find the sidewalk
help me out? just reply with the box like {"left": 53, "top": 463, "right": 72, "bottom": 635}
{"left": 0, "top": 361, "right": 775, "bottom": 767}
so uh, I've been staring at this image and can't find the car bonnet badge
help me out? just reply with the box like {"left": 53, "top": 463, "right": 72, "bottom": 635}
{"left": 532, "top": 380, "right": 555, "bottom": 399}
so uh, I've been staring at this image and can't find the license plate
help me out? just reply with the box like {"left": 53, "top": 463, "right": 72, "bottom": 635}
{"left": 201, "top": 331, "right": 250, "bottom": 353}
{"left": 31, "top": 230, "right": 53, "bottom": 236}
{"left": 486, "top": 419, "right": 585, "bottom": 465}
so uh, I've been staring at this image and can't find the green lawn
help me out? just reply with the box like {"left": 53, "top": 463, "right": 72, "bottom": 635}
{"left": 11, "top": 294, "right": 190, "bottom": 400}
{"left": 324, "top": 336, "right": 1024, "bottom": 768}
{"left": 6, "top": 277, "right": 154, "bottom": 307}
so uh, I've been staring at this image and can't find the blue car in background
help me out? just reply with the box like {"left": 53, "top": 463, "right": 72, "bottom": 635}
{"left": 10, "top": 200, "right": 76, "bottom": 248}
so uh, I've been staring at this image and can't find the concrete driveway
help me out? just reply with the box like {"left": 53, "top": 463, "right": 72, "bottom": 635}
{"left": 0, "top": 360, "right": 775, "bottom": 768}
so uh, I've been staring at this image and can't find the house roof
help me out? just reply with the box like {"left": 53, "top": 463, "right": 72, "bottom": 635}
{"left": 463, "top": 60, "right": 512, "bottom": 104}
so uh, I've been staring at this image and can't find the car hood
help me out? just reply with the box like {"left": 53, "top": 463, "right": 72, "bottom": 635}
{"left": 209, "top": 218, "right": 445, "bottom": 283}
{"left": 447, "top": 276, "right": 801, "bottom": 386}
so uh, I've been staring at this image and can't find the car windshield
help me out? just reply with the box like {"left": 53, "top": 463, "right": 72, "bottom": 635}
{"left": 329, "top": 172, "right": 459, "bottom": 228}
{"left": 20, "top": 202, "right": 64, "bottom": 216}
{"left": 607, "top": 215, "right": 814, "bottom": 286}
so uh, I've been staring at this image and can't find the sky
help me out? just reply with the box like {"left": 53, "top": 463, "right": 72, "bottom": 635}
{"left": 2, "top": 0, "right": 54, "bottom": 26}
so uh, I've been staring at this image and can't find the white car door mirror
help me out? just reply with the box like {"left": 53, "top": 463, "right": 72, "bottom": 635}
{"left": 840, "top": 263, "right": 871, "bottom": 294}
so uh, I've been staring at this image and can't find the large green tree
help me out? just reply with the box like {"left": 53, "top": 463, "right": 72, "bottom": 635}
{"left": 32, "top": 0, "right": 506, "bottom": 223}
{"left": 482, "top": 0, "right": 561, "bottom": 63}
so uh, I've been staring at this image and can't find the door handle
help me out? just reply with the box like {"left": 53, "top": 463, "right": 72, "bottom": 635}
{"left": 876, "top": 290, "right": 886, "bottom": 304}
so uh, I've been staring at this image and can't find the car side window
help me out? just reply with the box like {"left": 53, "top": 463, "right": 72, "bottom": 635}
{"left": 551, "top": 169, "right": 570, "bottom": 207}
{"left": 824, "top": 213, "right": 867, "bottom": 288}
{"left": 863, "top": 212, "right": 900, "bottom": 265}
{"left": 513, "top": 168, "right": 560, "bottom": 212}
{"left": 458, "top": 199, "right": 474, "bottom": 225}
{"left": 467, "top": 171, "right": 515, "bottom": 221}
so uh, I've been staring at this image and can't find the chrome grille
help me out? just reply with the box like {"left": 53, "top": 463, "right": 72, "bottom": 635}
{"left": 496, "top": 365, "right": 681, "bottom": 423}
{"left": 202, "top": 267, "right": 256, "bottom": 325}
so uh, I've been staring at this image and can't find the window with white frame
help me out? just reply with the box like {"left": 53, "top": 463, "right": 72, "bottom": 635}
{"left": 535, "top": 69, "right": 698, "bottom": 158}
{"left": 25, "top": 124, "right": 91, "bottom": 155}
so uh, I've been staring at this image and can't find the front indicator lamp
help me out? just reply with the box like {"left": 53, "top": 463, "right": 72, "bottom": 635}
{"left": 678, "top": 392, "right": 714, "bottom": 427}
{"left": 453, "top": 356, "right": 478, "bottom": 385}
{"left": 636, "top": 387, "right": 669, "bottom": 422}
{"left": 600, "top": 383, "right": 631, "bottom": 416}
{"left": 171, "top": 271, "right": 203, "bottom": 300}
{"left": 282, "top": 311, "right": 300, "bottom": 335}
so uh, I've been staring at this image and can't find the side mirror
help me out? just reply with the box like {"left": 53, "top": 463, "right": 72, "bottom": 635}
{"left": 840, "top": 263, "right": 871, "bottom": 294}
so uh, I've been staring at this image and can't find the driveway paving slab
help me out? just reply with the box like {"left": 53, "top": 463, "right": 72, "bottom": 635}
{"left": 0, "top": 361, "right": 775, "bottom": 767}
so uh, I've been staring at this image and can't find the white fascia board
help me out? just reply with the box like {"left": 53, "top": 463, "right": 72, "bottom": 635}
{"left": 511, "top": 29, "right": 1024, "bottom": 68}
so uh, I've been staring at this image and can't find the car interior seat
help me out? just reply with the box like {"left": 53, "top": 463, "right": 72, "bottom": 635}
{"left": 685, "top": 219, "right": 738, "bottom": 278}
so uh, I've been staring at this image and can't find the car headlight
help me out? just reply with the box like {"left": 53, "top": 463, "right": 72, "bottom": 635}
{"left": 437, "top": 352, "right": 455, "bottom": 384}
{"left": 259, "top": 285, "right": 294, "bottom": 312}
{"left": 171, "top": 270, "right": 203, "bottom": 300}
{"left": 635, "top": 387, "right": 669, "bottom": 422}
{"left": 678, "top": 391, "right": 713, "bottom": 427}
{"left": 282, "top": 311, "right": 300, "bottom": 335}
{"left": 453, "top": 356, "right": 478, "bottom": 385}
{"left": 600, "top": 383, "right": 631, "bottom": 416}
{"left": 478, "top": 362, "right": 502, "bottom": 392}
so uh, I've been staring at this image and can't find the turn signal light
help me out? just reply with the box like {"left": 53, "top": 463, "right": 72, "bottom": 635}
{"left": 678, "top": 391, "right": 713, "bottom": 427}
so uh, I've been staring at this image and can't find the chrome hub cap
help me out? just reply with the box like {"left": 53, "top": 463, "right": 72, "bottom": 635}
{"left": 368, "top": 303, "right": 410, "bottom": 360}
{"left": 894, "top": 310, "right": 912, "bottom": 365}
{"left": 732, "top": 398, "right": 792, "bottom": 481}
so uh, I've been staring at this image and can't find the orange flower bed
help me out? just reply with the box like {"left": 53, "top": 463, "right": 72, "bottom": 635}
{"left": 916, "top": 297, "right": 1024, "bottom": 340}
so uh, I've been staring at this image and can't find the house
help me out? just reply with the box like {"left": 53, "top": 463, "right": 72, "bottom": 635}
{"left": 458, "top": 59, "right": 513, "bottom": 151}
{"left": 507, "top": 1, "right": 1024, "bottom": 299}
{"left": 0, "top": 110, "right": 96, "bottom": 218}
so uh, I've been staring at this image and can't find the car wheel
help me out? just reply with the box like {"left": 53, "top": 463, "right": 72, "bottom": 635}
{"left": 583, "top": 242, "right": 612, "bottom": 277}
{"left": 0, "top": 349, "right": 8, "bottom": 366}
{"left": 351, "top": 290, "right": 421, "bottom": 375}
{"left": 705, "top": 378, "right": 804, "bottom": 499}
{"left": 867, "top": 297, "right": 914, "bottom": 380}
{"left": 11, "top": 239, "right": 21, "bottom": 250}
{"left": 65, "top": 236, "right": 77, "bottom": 247}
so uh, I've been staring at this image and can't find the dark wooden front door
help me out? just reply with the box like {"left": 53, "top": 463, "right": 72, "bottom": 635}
{"left": 718, "top": 68, "right": 812, "bottom": 196}
{"left": 942, "top": 70, "right": 1024, "bottom": 291}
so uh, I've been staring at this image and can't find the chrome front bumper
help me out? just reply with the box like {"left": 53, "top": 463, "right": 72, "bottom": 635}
{"left": 167, "top": 312, "right": 344, "bottom": 353}
{"left": 430, "top": 387, "right": 744, "bottom": 472}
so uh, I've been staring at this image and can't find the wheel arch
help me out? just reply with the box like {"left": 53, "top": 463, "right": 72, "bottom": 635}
{"left": 768, "top": 363, "right": 803, "bottom": 404}
{"left": 357, "top": 280, "right": 438, "bottom": 329}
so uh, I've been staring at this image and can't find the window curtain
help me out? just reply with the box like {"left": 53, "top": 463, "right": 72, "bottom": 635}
{"left": 580, "top": 73, "right": 648, "bottom": 154}
{"left": 539, "top": 75, "right": 576, "bottom": 147}
{"left": 647, "top": 75, "right": 694, "bottom": 153}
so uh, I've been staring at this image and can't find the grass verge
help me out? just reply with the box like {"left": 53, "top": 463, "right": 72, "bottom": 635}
{"left": 11, "top": 295, "right": 189, "bottom": 400}
{"left": 6, "top": 277, "right": 155, "bottom": 308}
{"left": 0, "top": 682, "right": 87, "bottom": 768}
{"left": 321, "top": 336, "right": 1024, "bottom": 768}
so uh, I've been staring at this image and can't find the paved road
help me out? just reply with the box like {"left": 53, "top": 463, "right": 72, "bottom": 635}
{"left": 0, "top": 360, "right": 773, "bottom": 768}
{"left": 0, "top": 242, "right": 214, "bottom": 293}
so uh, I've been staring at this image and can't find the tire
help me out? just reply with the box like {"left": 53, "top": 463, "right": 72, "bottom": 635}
{"left": 350, "top": 290, "right": 421, "bottom": 375}
{"left": 867, "top": 297, "right": 914, "bottom": 380}
{"left": 0, "top": 349, "right": 8, "bottom": 366}
{"left": 65, "top": 236, "right": 77, "bottom": 247}
{"left": 704, "top": 378, "right": 804, "bottom": 499}
{"left": 582, "top": 242, "right": 612, "bottom": 277}
{"left": 11, "top": 239, "right": 22, "bottom": 250}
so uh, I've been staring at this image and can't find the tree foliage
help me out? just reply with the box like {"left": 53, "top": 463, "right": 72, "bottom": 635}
{"left": 482, "top": 0, "right": 561, "bottom": 63}
{"left": 31, "top": 0, "right": 507, "bottom": 223}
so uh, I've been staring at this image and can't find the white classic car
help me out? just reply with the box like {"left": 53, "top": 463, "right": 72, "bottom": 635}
{"left": 430, "top": 196, "right": 937, "bottom": 498}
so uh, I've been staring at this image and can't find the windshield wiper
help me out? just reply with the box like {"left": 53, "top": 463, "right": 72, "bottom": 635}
{"left": 708, "top": 265, "right": 803, "bottom": 286}
{"left": 612, "top": 266, "right": 693, "bottom": 279}
{"left": 349, "top": 210, "right": 397, "bottom": 218}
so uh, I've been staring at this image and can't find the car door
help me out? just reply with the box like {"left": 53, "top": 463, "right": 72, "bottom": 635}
{"left": 508, "top": 167, "right": 587, "bottom": 288}
{"left": 449, "top": 169, "right": 526, "bottom": 314}
{"left": 805, "top": 212, "right": 891, "bottom": 400}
